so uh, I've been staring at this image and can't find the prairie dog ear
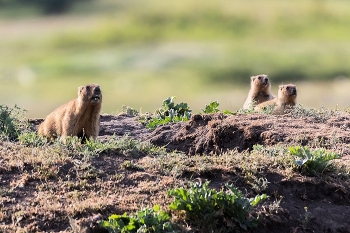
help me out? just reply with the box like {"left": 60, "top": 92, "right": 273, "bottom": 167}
{"left": 251, "top": 76, "right": 256, "bottom": 81}
{"left": 78, "top": 86, "right": 84, "bottom": 94}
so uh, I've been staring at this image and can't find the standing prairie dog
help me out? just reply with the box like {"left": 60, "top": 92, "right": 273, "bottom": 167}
{"left": 243, "top": 74, "right": 275, "bottom": 109}
{"left": 255, "top": 84, "right": 297, "bottom": 114}
{"left": 38, "top": 84, "right": 102, "bottom": 143}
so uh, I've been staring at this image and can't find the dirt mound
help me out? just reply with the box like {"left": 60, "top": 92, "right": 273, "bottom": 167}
{"left": 148, "top": 113, "right": 350, "bottom": 155}
{"left": 31, "top": 111, "right": 350, "bottom": 164}
{"left": 31, "top": 112, "right": 350, "bottom": 157}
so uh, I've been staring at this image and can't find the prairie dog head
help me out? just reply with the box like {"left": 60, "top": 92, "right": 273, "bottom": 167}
{"left": 278, "top": 84, "right": 297, "bottom": 103}
{"left": 78, "top": 84, "right": 102, "bottom": 105}
{"left": 251, "top": 74, "right": 270, "bottom": 91}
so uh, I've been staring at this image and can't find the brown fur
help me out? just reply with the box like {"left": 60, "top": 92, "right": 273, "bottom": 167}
{"left": 38, "top": 84, "right": 102, "bottom": 142}
{"left": 255, "top": 84, "right": 297, "bottom": 114}
{"left": 243, "top": 74, "right": 275, "bottom": 109}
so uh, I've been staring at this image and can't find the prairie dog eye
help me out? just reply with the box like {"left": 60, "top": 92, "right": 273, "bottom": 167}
{"left": 85, "top": 85, "right": 90, "bottom": 90}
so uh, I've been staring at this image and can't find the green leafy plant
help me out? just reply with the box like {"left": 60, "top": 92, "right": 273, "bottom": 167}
{"left": 100, "top": 205, "right": 177, "bottom": 233}
{"left": 146, "top": 96, "right": 191, "bottom": 130}
{"left": 135, "top": 205, "right": 176, "bottom": 233}
{"left": 202, "top": 101, "right": 220, "bottom": 114}
{"left": 201, "top": 101, "right": 236, "bottom": 115}
{"left": 100, "top": 213, "right": 138, "bottom": 233}
{"left": 0, "top": 104, "right": 27, "bottom": 141}
{"left": 168, "top": 181, "right": 268, "bottom": 232}
{"left": 289, "top": 146, "right": 341, "bottom": 176}
{"left": 18, "top": 132, "right": 48, "bottom": 147}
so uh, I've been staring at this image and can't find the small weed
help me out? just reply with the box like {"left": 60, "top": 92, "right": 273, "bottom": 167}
{"left": 0, "top": 187, "right": 12, "bottom": 197}
{"left": 112, "top": 173, "right": 125, "bottom": 182}
{"left": 0, "top": 104, "right": 27, "bottom": 141}
{"left": 290, "top": 105, "right": 340, "bottom": 123}
{"left": 100, "top": 205, "right": 177, "bottom": 233}
{"left": 121, "top": 160, "right": 143, "bottom": 171}
{"left": 157, "top": 96, "right": 191, "bottom": 118}
{"left": 81, "top": 166, "right": 100, "bottom": 179}
{"left": 252, "top": 144, "right": 286, "bottom": 157}
{"left": 223, "top": 109, "right": 236, "bottom": 115}
{"left": 36, "top": 164, "right": 59, "bottom": 180}
{"left": 245, "top": 172, "right": 270, "bottom": 193}
{"left": 146, "top": 96, "right": 191, "bottom": 129}
{"left": 289, "top": 146, "right": 341, "bottom": 176}
{"left": 168, "top": 181, "right": 268, "bottom": 232}
{"left": 65, "top": 180, "right": 89, "bottom": 191}
{"left": 237, "top": 107, "right": 256, "bottom": 114}
{"left": 202, "top": 100, "right": 220, "bottom": 114}
{"left": 109, "top": 136, "right": 164, "bottom": 157}
{"left": 13, "top": 211, "right": 25, "bottom": 225}
{"left": 80, "top": 138, "right": 109, "bottom": 156}
{"left": 122, "top": 105, "right": 139, "bottom": 117}
{"left": 300, "top": 206, "right": 312, "bottom": 230}
{"left": 258, "top": 104, "right": 275, "bottom": 115}
{"left": 268, "top": 196, "right": 283, "bottom": 214}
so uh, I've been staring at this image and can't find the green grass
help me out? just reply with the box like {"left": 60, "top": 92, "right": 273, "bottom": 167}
{"left": 0, "top": 104, "right": 27, "bottom": 141}
{"left": 289, "top": 145, "right": 342, "bottom": 176}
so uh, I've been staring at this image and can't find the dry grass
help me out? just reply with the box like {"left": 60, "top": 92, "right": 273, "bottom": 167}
{"left": 1, "top": 136, "right": 349, "bottom": 232}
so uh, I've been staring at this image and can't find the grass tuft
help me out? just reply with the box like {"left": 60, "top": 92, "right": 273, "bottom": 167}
{"left": 290, "top": 105, "right": 341, "bottom": 123}
{"left": 289, "top": 145, "right": 342, "bottom": 176}
{"left": 0, "top": 105, "right": 28, "bottom": 141}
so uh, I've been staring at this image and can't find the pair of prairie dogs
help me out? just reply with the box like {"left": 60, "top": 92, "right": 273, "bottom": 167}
{"left": 38, "top": 84, "right": 102, "bottom": 143}
{"left": 243, "top": 74, "right": 297, "bottom": 114}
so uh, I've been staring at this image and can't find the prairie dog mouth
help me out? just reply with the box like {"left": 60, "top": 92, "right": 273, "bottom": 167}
{"left": 92, "top": 95, "right": 101, "bottom": 102}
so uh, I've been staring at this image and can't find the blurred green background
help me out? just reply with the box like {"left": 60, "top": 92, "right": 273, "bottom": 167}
{"left": 1, "top": 0, "right": 350, "bottom": 118}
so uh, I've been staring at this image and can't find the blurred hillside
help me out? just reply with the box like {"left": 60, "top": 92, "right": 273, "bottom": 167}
{"left": 1, "top": 0, "right": 350, "bottom": 117}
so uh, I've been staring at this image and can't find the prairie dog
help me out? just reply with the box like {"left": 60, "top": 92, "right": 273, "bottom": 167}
{"left": 38, "top": 84, "right": 102, "bottom": 143}
{"left": 255, "top": 84, "right": 297, "bottom": 114}
{"left": 243, "top": 74, "right": 274, "bottom": 109}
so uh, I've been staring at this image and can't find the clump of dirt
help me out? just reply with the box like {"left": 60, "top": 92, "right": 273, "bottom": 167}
{"left": 98, "top": 113, "right": 152, "bottom": 141}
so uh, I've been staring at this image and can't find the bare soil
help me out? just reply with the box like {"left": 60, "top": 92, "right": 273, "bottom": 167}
{"left": 1, "top": 112, "right": 350, "bottom": 233}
